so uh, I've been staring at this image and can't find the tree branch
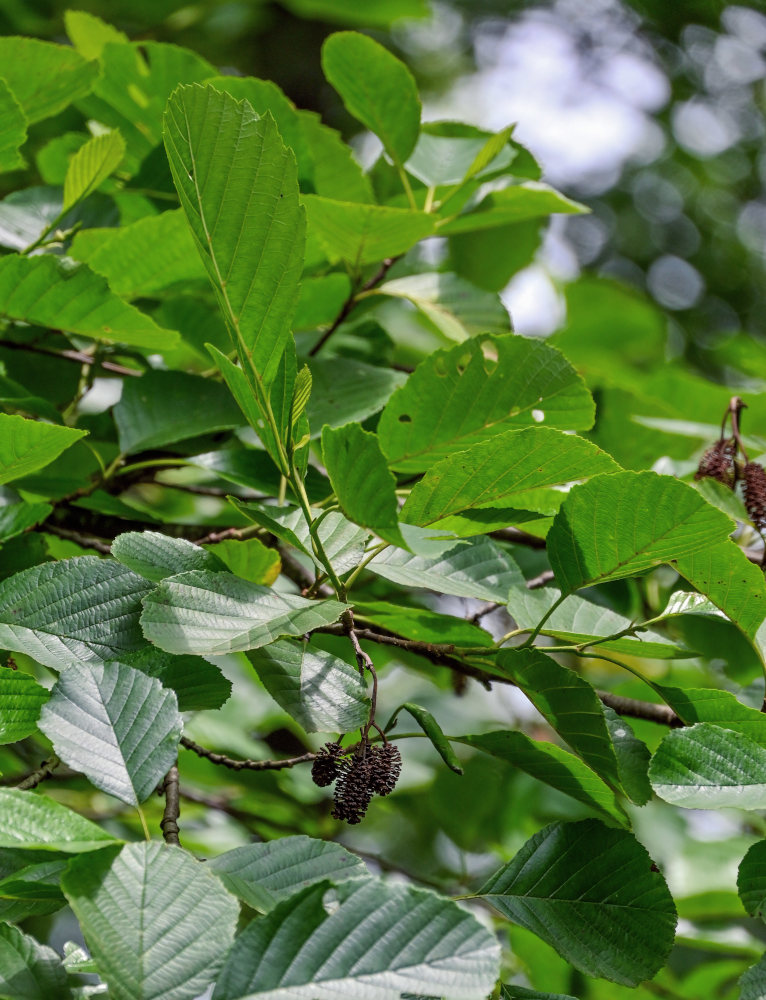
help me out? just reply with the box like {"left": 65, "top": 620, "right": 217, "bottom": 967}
{"left": 0, "top": 337, "right": 142, "bottom": 378}
{"left": 180, "top": 735, "right": 315, "bottom": 770}
{"left": 42, "top": 523, "right": 113, "bottom": 555}
{"left": 15, "top": 755, "right": 61, "bottom": 790}
{"left": 160, "top": 763, "right": 181, "bottom": 846}
{"left": 309, "top": 256, "right": 398, "bottom": 357}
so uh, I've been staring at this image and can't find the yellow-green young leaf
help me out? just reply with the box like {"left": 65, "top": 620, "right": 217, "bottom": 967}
{"left": 438, "top": 182, "right": 588, "bottom": 235}
{"left": 291, "top": 365, "right": 312, "bottom": 425}
{"left": 379, "top": 334, "right": 594, "bottom": 472}
{"left": 0, "top": 37, "right": 97, "bottom": 124}
{"left": 405, "top": 124, "right": 516, "bottom": 188}
{"left": 321, "top": 31, "right": 421, "bottom": 165}
{"left": 479, "top": 820, "right": 676, "bottom": 986}
{"left": 321, "top": 423, "right": 407, "bottom": 547}
{"left": 282, "top": 0, "right": 429, "bottom": 28}
{"left": 62, "top": 130, "right": 125, "bottom": 211}
{"left": 64, "top": 9, "right": 129, "bottom": 60}
{"left": 303, "top": 195, "right": 434, "bottom": 266}
{"left": 299, "top": 111, "right": 375, "bottom": 203}
{"left": 547, "top": 471, "right": 738, "bottom": 595}
{"left": 0, "top": 79, "right": 27, "bottom": 173}
{"left": 207, "top": 537, "right": 281, "bottom": 585}
{"left": 164, "top": 84, "right": 305, "bottom": 384}
{"left": 0, "top": 255, "right": 179, "bottom": 350}
{"left": 0, "top": 414, "right": 86, "bottom": 485}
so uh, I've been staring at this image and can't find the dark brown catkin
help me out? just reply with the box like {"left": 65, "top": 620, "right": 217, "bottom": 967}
{"left": 310, "top": 741, "right": 343, "bottom": 788}
{"left": 332, "top": 751, "right": 374, "bottom": 825}
{"left": 695, "top": 438, "right": 736, "bottom": 488}
{"left": 368, "top": 743, "right": 402, "bottom": 797}
{"left": 744, "top": 462, "right": 766, "bottom": 530}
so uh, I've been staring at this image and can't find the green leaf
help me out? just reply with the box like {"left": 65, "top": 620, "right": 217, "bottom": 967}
{"left": 322, "top": 423, "right": 407, "bottom": 546}
{"left": 0, "top": 255, "right": 178, "bottom": 350}
{"left": 62, "top": 130, "right": 125, "bottom": 212}
{"left": 306, "top": 357, "right": 406, "bottom": 434}
{"left": 303, "top": 196, "right": 434, "bottom": 265}
{"left": 0, "top": 79, "right": 27, "bottom": 174}
{"left": 355, "top": 600, "right": 494, "bottom": 647}
{"left": 69, "top": 210, "right": 206, "bottom": 299}
{"left": 388, "top": 703, "right": 462, "bottom": 773}
{"left": 112, "top": 530, "right": 227, "bottom": 582}
{"left": 0, "top": 37, "right": 97, "bottom": 124}
{"left": 0, "top": 922, "right": 71, "bottom": 1000}
{"left": 496, "top": 649, "right": 623, "bottom": 794}
{"left": 0, "top": 789, "right": 120, "bottom": 852}
{"left": 740, "top": 955, "right": 766, "bottom": 1000}
{"left": 374, "top": 272, "right": 511, "bottom": 341}
{"left": 439, "top": 182, "right": 587, "bottom": 235}
{"left": 479, "top": 819, "right": 676, "bottom": 986}
{"left": 114, "top": 369, "right": 242, "bottom": 453}
{"left": 0, "top": 414, "right": 85, "bottom": 486}
{"left": 369, "top": 534, "right": 524, "bottom": 601}
{"left": 321, "top": 31, "right": 420, "bottom": 165}
{"left": 405, "top": 124, "right": 515, "bottom": 187}
{"left": 208, "top": 836, "right": 369, "bottom": 912}
{"left": 651, "top": 684, "right": 766, "bottom": 746}
{"left": 401, "top": 427, "right": 620, "bottom": 531}
{"left": 602, "top": 707, "right": 652, "bottom": 806}
{"left": 38, "top": 661, "right": 182, "bottom": 805}
{"left": 0, "top": 185, "right": 117, "bottom": 253}
{"left": 378, "top": 334, "right": 594, "bottom": 472}
{"left": 0, "top": 557, "right": 152, "bottom": 670}
{"left": 141, "top": 569, "right": 347, "bottom": 655}
{"left": 213, "top": 878, "right": 499, "bottom": 1000}
{"left": 164, "top": 83, "right": 305, "bottom": 383}
{"left": 294, "top": 273, "right": 351, "bottom": 330}
{"left": 462, "top": 731, "right": 629, "bottom": 826}
{"left": 65, "top": 9, "right": 128, "bottom": 59}
{"left": 63, "top": 842, "right": 239, "bottom": 1000}
{"left": 738, "top": 841, "right": 766, "bottom": 922}
{"left": 247, "top": 639, "right": 368, "bottom": 733}
{"left": 506, "top": 586, "right": 684, "bottom": 659}
{"left": 0, "top": 859, "right": 68, "bottom": 923}
{"left": 0, "top": 502, "right": 52, "bottom": 543}
{"left": 299, "top": 111, "right": 374, "bottom": 202}
{"left": 124, "top": 648, "right": 231, "bottom": 712}
{"left": 206, "top": 538, "right": 281, "bottom": 585}
{"left": 649, "top": 723, "right": 766, "bottom": 810}
{"left": 501, "top": 987, "right": 578, "bottom": 1000}
{"left": 282, "top": 0, "right": 429, "bottom": 29}
{"left": 0, "top": 670, "right": 50, "bottom": 744}
{"left": 548, "top": 471, "right": 736, "bottom": 594}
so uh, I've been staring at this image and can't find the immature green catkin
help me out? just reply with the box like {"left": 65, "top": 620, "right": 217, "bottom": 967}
{"left": 695, "top": 438, "right": 736, "bottom": 488}
{"left": 744, "top": 461, "right": 766, "bottom": 530}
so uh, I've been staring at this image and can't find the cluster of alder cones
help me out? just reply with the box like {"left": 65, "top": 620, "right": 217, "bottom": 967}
{"left": 695, "top": 398, "right": 766, "bottom": 532}
{"left": 311, "top": 738, "right": 402, "bottom": 824}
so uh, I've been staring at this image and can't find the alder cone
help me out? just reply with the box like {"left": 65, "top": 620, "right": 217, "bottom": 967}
{"left": 369, "top": 743, "right": 402, "bottom": 797}
{"left": 744, "top": 461, "right": 766, "bottom": 530}
{"left": 310, "top": 741, "right": 343, "bottom": 788}
{"left": 695, "top": 438, "right": 736, "bottom": 488}
{"left": 332, "top": 753, "right": 374, "bottom": 824}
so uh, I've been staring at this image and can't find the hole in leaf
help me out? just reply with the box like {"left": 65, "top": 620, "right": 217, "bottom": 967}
{"left": 532, "top": 409, "right": 545, "bottom": 423}
{"left": 398, "top": 414, "right": 412, "bottom": 423}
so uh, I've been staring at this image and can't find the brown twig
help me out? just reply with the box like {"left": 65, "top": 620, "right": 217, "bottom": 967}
{"left": 492, "top": 526, "right": 548, "bottom": 549}
{"left": 309, "top": 257, "right": 398, "bottom": 357}
{"left": 15, "top": 755, "right": 61, "bottom": 790}
{"left": 597, "top": 691, "right": 681, "bottom": 727}
{"left": 526, "top": 568, "right": 556, "bottom": 589}
{"left": 180, "top": 736, "right": 315, "bottom": 770}
{"left": 0, "top": 338, "right": 142, "bottom": 378}
{"left": 160, "top": 763, "right": 181, "bottom": 846}
{"left": 42, "top": 523, "right": 113, "bottom": 554}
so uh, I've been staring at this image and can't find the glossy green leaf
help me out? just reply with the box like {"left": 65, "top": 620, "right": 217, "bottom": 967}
{"left": 379, "top": 334, "right": 594, "bottom": 472}
{"left": 62, "top": 130, "right": 124, "bottom": 212}
{"left": 496, "top": 649, "right": 623, "bottom": 793}
{"left": 141, "top": 569, "right": 347, "bottom": 654}
{"left": 63, "top": 842, "right": 239, "bottom": 1000}
{"left": 479, "top": 819, "right": 676, "bottom": 986}
{"left": 0, "top": 254, "right": 178, "bottom": 350}
{"left": 247, "top": 639, "right": 368, "bottom": 733}
{"left": 208, "top": 836, "right": 369, "bottom": 912}
{"left": 0, "top": 670, "right": 49, "bottom": 744}
{"left": 0, "top": 557, "right": 152, "bottom": 670}
{"left": 0, "top": 502, "right": 52, "bottom": 543}
{"left": 206, "top": 537, "right": 281, "bottom": 585}
{"left": 374, "top": 272, "right": 511, "bottom": 341}
{"left": 0, "top": 37, "right": 97, "bottom": 124}
{"left": 0, "top": 79, "right": 27, "bottom": 173}
{"left": 321, "top": 31, "right": 420, "bottom": 164}
{"left": 0, "top": 790, "right": 119, "bottom": 852}
{"left": 306, "top": 357, "right": 406, "bottom": 434}
{"left": 462, "top": 731, "right": 629, "bottom": 826}
{"left": 70, "top": 210, "right": 206, "bottom": 298}
{"left": 0, "top": 415, "right": 85, "bottom": 486}
{"left": 738, "top": 841, "right": 766, "bottom": 922}
{"left": 388, "top": 703, "right": 462, "bottom": 773}
{"left": 112, "top": 530, "right": 227, "bottom": 582}
{"left": 114, "top": 369, "right": 242, "bottom": 453}
{"left": 303, "top": 196, "right": 434, "bottom": 265}
{"left": 0, "top": 922, "right": 71, "bottom": 1000}
{"left": 401, "top": 427, "right": 620, "bottom": 531}
{"left": 548, "top": 471, "right": 735, "bottom": 594}
{"left": 439, "top": 182, "right": 586, "bottom": 235}
{"left": 602, "top": 707, "right": 652, "bottom": 806}
{"left": 322, "top": 424, "right": 407, "bottom": 546}
{"left": 39, "top": 661, "right": 182, "bottom": 805}
{"left": 164, "top": 83, "right": 305, "bottom": 383}
{"left": 213, "top": 878, "right": 499, "bottom": 1000}
{"left": 369, "top": 534, "right": 524, "bottom": 601}
{"left": 124, "top": 648, "right": 231, "bottom": 712}
{"left": 649, "top": 723, "right": 766, "bottom": 809}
